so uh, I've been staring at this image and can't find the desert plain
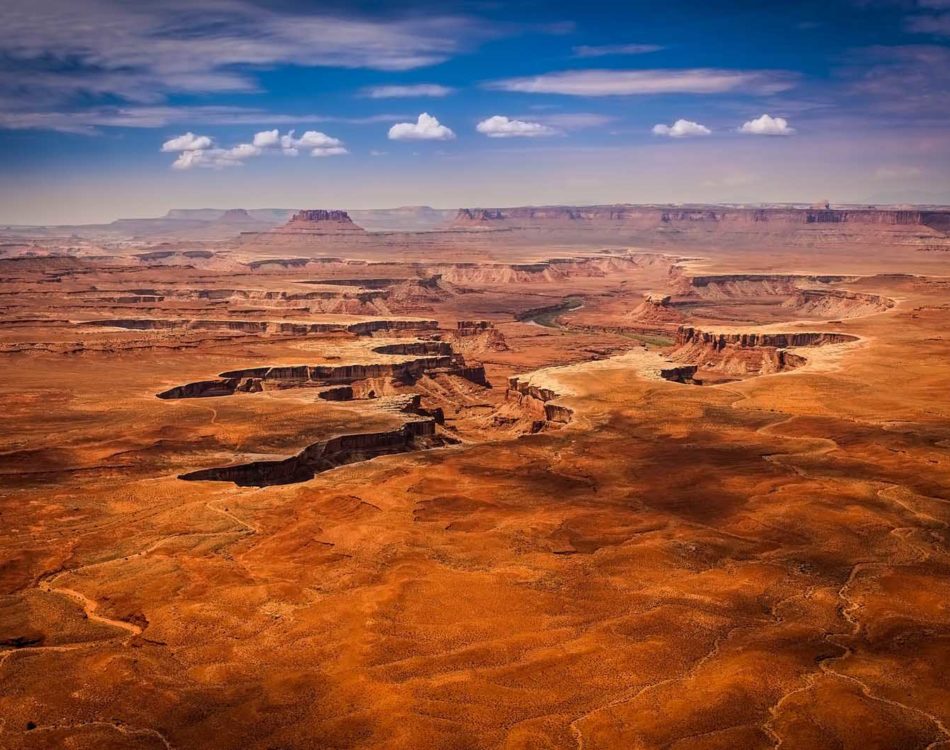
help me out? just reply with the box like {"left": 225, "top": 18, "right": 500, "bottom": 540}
{"left": 1, "top": 205, "right": 949, "bottom": 749}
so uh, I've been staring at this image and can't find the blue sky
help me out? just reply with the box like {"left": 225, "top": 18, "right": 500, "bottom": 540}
{"left": 2, "top": 0, "right": 949, "bottom": 223}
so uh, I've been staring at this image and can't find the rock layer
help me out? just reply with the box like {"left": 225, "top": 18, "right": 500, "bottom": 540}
{"left": 275, "top": 210, "right": 365, "bottom": 234}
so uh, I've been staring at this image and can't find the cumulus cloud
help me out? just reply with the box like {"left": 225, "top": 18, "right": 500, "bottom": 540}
{"left": 361, "top": 84, "right": 454, "bottom": 98}
{"left": 738, "top": 114, "right": 795, "bottom": 135}
{"left": 161, "top": 132, "right": 212, "bottom": 152}
{"left": 486, "top": 69, "right": 796, "bottom": 96}
{"left": 652, "top": 119, "right": 711, "bottom": 137}
{"left": 165, "top": 128, "right": 346, "bottom": 168}
{"left": 170, "top": 148, "right": 248, "bottom": 170}
{"left": 572, "top": 43, "right": 663, "bottom": 58}
{"left": 476, "top": 115, "right": 557, "bottom": 138}
{"left": 225, "top": 143, "right": 262, "bottom": 159}
{"left": 295, "top": 130, "right": 344, "bottom": 149}
{"left": 252, "top": 129, "right": 280, "bottom": 148}
{"left": 250, "top": 128, "right": 347, "bottom": 157}
{"left": 388, "top": 112, "right": 455, "bottom": 140}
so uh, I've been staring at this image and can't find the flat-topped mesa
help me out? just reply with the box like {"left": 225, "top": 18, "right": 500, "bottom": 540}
{"left": 667, "top": 326, "right": 860, "bottom": 378}
{"left": 675, "top": 326, "right": 859, "bottom": 350}
{"left": 784, "top": 288, "right": 894, "bottom": 318}
{"left": 156, "top": 345, "right": 491, "bottom": 399}
{"left": 275, "top": 209, "right": 366, "bottom": 234}
{"left": 449, "top": 204, "right": 950, "bottom": 239}
{"left": 673, "top": 273, "right": 844, "bottom": 299}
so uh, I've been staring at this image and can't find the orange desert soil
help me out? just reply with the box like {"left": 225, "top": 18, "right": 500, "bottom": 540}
{"left": 1, "top": 216, "right": 949, "bottom": 749}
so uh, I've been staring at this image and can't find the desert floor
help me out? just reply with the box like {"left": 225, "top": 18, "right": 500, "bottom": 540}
{"left": 1, "top": 232, "right": 948, "bottom": 749}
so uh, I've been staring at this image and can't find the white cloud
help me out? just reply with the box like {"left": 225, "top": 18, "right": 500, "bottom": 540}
{"left": 361, "top": 84, "right": 454, "bottom": 98}
{"left": 252, "top": 129, "right": 347, "bottom": 157}
{"left": 291, "top": 130, "right": 348, "bottom": 156}
{"left": 739, "top": 114, "right": 795, "bottom": 135}
{"left": 165, "top": 128, "right": 345, "bottom": 168}
{"left": 652, "top": 119, "right": 711, "bottom": 138}
{"left": 295, "top": 130, "right": 344, "bottom": 149}
{"left": 252, "top": 129, "right": 280, "bottom": 148}
{"left": 476, "top": 115, "right": 557, "bottom": 138}
{"left": 279, "top": 132, "right": 299, "bottom": 156}
{"left": 161, "top": 132, "right": 212, "bottom": 152}
{"left": 572, "top": 44, "right": 663, "bottom": 58}
{"left": 486, "top": 69, "right": 796, "bottom": 96}
{"left": 310, "top": 146, "right": 349, "bottom": 157}
{"left": 225, "top": 143, "right": 262, "bottom": 159}
{"left": 170, "top": 148, "right": 247, "bottom": 170}
{"left": 388, "top": 112, "right": 455, "bottom": 141}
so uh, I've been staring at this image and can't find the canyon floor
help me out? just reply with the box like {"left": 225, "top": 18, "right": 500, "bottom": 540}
{"left": 1, "top": 228, "right": 949, "bottom": 750}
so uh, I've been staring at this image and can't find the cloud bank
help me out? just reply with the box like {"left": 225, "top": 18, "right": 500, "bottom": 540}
{"left": 162, "top": 128, "right": 346, "bottom": 169}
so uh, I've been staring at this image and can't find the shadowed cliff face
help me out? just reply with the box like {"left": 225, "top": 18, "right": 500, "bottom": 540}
{"left": 179, "top": 420, "right": 447, "bottom": 487}
{"left": 157, "top": 337, "right": 570, "bottom": 484}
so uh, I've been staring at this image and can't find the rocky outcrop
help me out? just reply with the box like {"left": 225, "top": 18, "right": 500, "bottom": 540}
{"left": 673, "top": 274, "right": 842, "bottom": 300}
{"left": 623, "top": 294, "right": 685, "bottom": 334}
{"left": 451, "top": 205, "right": 950, "bottom": 232}
{"left": 674, "top": 327, "right": 859, "bottom": 349}
{"left": 437, "top": 255, "right": 653, "bottom": 285}
{"left": 275, "top": 210, "right": 366, "bottom": 234}
{"left": 670, "top": 274, "right": 895, "bottom": 319}
{"left": 450, "top": 321, "right": 509, "bottom": 354}
{"left": 666, "top": 326, "right": 858, "bottom": 378}
{"left": 158, "top": 343, "right": 489, "bottom": 399}
{"left": 783, "top": 289, "right": 894, "bottom": 318}
{"left": 505, "top": 376, "right": 573, "bottom": 430}
{"left": 86, "top": 318, "right": 438, "bottom": 337}
{"left": 180, "top": 419, "right": 447, "bottom": 487}
{"left": 659, "top": 365, "right": 699, "bottom": 384}
{"left": 449, "top": 205, "right": 950, "bottom": 248}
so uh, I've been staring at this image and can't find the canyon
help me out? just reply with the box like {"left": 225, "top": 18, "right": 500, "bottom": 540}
{"left": 1, "top": 206, "right": 949, "bottom": 750}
